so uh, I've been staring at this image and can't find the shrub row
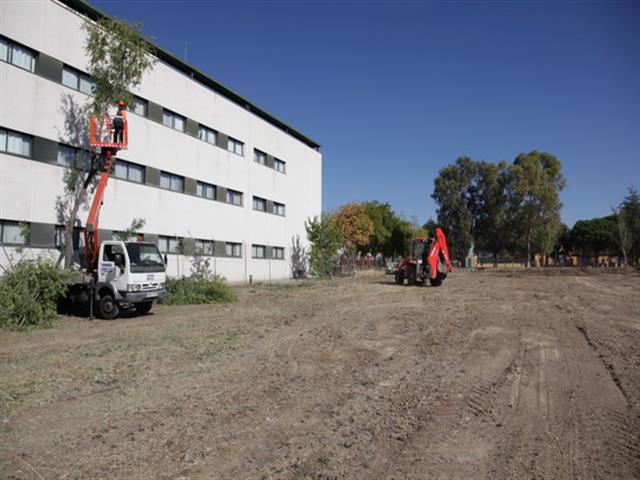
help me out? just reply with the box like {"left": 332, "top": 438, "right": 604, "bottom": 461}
{"left": 160, "top": 276, "right": 236, "bottom": 305}
{"left": 0, "top": 260, "right": 67, "bottom": 330}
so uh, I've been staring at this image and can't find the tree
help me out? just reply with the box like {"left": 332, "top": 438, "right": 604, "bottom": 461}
{"left": 290, "top": 235, "right": 308, "bottom": 279}
{"left": 431, "top": 157, "right": 477, "bottom": 262}
{"left": 114, "top": 218, "right": 146, "bottom": 241}
{"left": 57, "top": 18, "right": 155, "bottom": 268}
{"left": 570, "top": 216, "right": 618, "bottom": 265}
{"left": 422, "top": 218, "right": 438, "bottom": 237}
{"left": 620, "top": 186, "right": 640, "bottom": 263}
{"left": 83, "top": 19, "right": 156, "bottom": 115}
{"left": 611, "top": 186, "right": 640, "bottom": 266}
{"left": 305, "top": 215, "right": 342, "bottom": 277}
{"left": 471, "top": 161, "right": 510, "bottom": 266}
{"left": 362, "top": 202, "right": 395, "bottom": 256}
{"left": 505, "top": 151, "right": 566, "bottom": 267}
{"left": 332, "top": 203, "right": 374, "bottom": 255}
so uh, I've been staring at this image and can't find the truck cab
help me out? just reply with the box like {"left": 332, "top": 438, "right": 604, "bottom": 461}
{"left": 96, "top": 241, "right": 166, "bottom": 319}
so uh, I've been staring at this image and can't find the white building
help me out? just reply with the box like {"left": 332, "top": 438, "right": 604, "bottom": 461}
{"left": 0, "top": 0, "right": 321, "bottom": 282}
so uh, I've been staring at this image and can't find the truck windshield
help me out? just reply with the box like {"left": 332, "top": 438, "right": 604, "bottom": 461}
{"left": 126, "top": 243, "right": 165, "bottom": 273}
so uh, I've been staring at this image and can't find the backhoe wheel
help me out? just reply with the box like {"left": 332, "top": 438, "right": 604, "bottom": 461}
{"left": 98, "top": 292, "right": 120, "bottom": 320}
{"left": 406, "top": 268, "right": 417, "bottom": 286}
{"left": 429, "top": 272, "right": 446, "bottom": 287}
{"left": 135, "top": 302, "right": 153, "bottom": 316}
{"left": 395, "top": 270, "right": 405, "bottom": 285}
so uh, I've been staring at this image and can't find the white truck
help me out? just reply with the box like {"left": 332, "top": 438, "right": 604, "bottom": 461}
{"left": 66, "top": 240, "right": 166, "bottom": 319}
{"left": 64, "top": 105, "right": 166, "bottom": 319}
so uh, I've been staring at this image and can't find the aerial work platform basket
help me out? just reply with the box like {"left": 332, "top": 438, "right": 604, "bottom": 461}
{"left": 89, "top": 115, "right": 128, "bottom": 149}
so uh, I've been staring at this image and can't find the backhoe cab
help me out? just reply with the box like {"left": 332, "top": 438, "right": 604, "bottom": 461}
{"left": 395, "top": 227, "right": 454, "bottom": 287}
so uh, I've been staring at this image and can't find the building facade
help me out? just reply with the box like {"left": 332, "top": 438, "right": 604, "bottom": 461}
{"left": 0, "top": 0, "right": 321, "bottom": 282}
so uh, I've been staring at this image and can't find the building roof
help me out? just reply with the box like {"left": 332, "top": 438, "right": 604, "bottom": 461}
{"left": 57, "top": 0, "right": 321, "bottom": 150}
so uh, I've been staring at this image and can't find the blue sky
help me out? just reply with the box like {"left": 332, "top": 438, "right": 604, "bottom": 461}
{"left": 93, "top": 0, "right": 639, "bottom": 227}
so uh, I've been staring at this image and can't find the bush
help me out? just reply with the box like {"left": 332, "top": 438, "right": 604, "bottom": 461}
{"left": 161, "top": 276, "right": 236, "bottom": 305}
{"left": 0, "top": 260, "right": 67, "bottom": 330}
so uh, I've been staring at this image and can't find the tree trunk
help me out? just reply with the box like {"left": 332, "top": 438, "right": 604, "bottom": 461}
{"left": 526, "top": 231, "right": 532, "bottom": 268}
{"left": 63, "top": 182, "right": 90, "bottom": 269}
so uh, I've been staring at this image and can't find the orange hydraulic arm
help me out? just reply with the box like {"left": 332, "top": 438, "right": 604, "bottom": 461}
{"left": 426, "top": 227, "right": 455, "bottom": 279}
{"left": 83, "top": 102, "right": 128, "bottom": 272}
{"left": 83, "top": 149, "right": 115, "bottom": 271}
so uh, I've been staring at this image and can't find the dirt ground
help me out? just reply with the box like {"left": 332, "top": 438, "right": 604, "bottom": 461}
{"left": 1, "top": 269, "right": 639, "bottom": 480}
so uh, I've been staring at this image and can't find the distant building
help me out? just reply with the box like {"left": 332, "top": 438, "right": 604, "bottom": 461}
{"left": 0, "top": 0, "right": 321, "bottom": 281}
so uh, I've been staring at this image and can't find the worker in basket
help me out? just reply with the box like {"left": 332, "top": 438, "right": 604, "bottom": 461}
{"left": 112, "top": 100, "right": 127, "bottom": 144}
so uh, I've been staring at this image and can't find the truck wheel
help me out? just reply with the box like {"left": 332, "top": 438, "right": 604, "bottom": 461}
{"left": 135, "top": 302, "right": 153, "bottom": 316}
{"left": 395, "top": 270, "right": 405, "bottom": 285}
{"left": 98, "top": 293, "right": 119, "bottom": 320}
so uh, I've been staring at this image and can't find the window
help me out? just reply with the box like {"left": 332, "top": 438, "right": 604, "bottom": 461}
{"left": 57, "top": 144, "right": 91, "bottom": 169}
{"left": 0, "top": 128, "right": 32, "bottom": 157}
{"left": 160, "top": 171, "right": 185, "bottom": 193}
{"left": 253, "top": 149, "right": 267, "bottom": 165}
{"left": 198, "top": 125, "right": 217, "bottom": 145}
{"left": 159, "top": 236, "right": 180, "bottom": 254}
{"left": 114, "top": 159, "right": 145, "bottom": 183}
{"left": 252, "top": 196, "right": 266, "bottom": 212}
{"left": 62, "top": 66, "right": 94, "bottom": 94}
{"left": 130, "top": 96, "right": 148, "bottom": 117}
{"left": 162, "top": 109, "right": 185, "bottom": 132}
{"left": 225, "top": 242, "right": 242, "bottom": 257}
{"left": 273, "top": 202, "right": 286, "bottom": 217}
{"left": 226, "top": 189, "right": 243, "bottom": 206}
{"left": 252, "top": 244, "right": 266, "bottom": 259}
{"left": 227, "top": 137, "right": 244, "bottom": 156}
{"left": 273, "top": 247, "right": 285, "bottom": 260}
{"left": 274, "top": 158, "right": 286, "bottom": 173}
{"left": 196, "top": 181, "right": 216, "bottom": 200}
{"left": 1, "top": 221, "right": 28, "bottom": 245}
{"left": 0, "top": 37, "right": 35, "bottom": 72}
{"left": 195, "top": 239, "right": 214, "bottom": 256}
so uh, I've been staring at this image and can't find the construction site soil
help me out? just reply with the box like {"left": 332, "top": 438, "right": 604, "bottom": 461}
{"left": 1, "top": 269, "right": 639, "bottom": 480}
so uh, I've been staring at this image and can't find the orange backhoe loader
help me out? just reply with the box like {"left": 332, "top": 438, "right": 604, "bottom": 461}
{"left": 395, "top": 227, "right": 454, "bottom": 286}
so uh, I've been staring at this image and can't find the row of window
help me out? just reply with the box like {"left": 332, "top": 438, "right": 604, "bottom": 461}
{"left": 129, "top": 98, "right": 247, "bottom": 156}
{"left": 3, "top": 35, "right": 289, "bottom": 172}
{"left": 0, "top": 220, "right": 286, "bottom": 261}
{"left": 3, "top": 128, "right": 284, "bottom": 214}
{"left": 252, "top": 196, "right": 286, "bottom": 216}
{"left": 253, "top": 149, "right": 286, "bottom": 174}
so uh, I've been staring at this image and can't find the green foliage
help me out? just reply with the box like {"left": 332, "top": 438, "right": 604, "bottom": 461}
{"left": 0, "top": 260, "right": 67, "bottom": 330}
{"left": 608, "top": 186, "right": 640, "bottom": 265}
{"left": 161, "top": 276, "right": 236, "bottom": 305}
{"left": 332, "top": 203, "right": 374, "bottom": 253}
{"left": 361, "top": 202, "right": 418, "bottom": 257}
{"left": 290, "top": 235, "right": 308, "bottom": 279}
{"left": 431, "top": 157, "right": 477, "bottom": 261}
{"left": 189, "top": 247, "right": 212, "bottom": 280}
{"left": 83, "top": 18, "right": 156, "bottom": 115}
{"left": 570, "top": 216, "right": 617, "bottom": 256}
{"left": 431, "top": 153, "right": 566, "bottom": 265}
{"left": 115, "top": 218, "right": 146, "bottom": 241}
{"left": 305, "top": 215, "right": 342, "bottom": 277}
{"left": 470, "top": 161, "right": 510, "bottom": 263}
{"left": 506, "top": 151, "right": 566, "bottom": 265}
